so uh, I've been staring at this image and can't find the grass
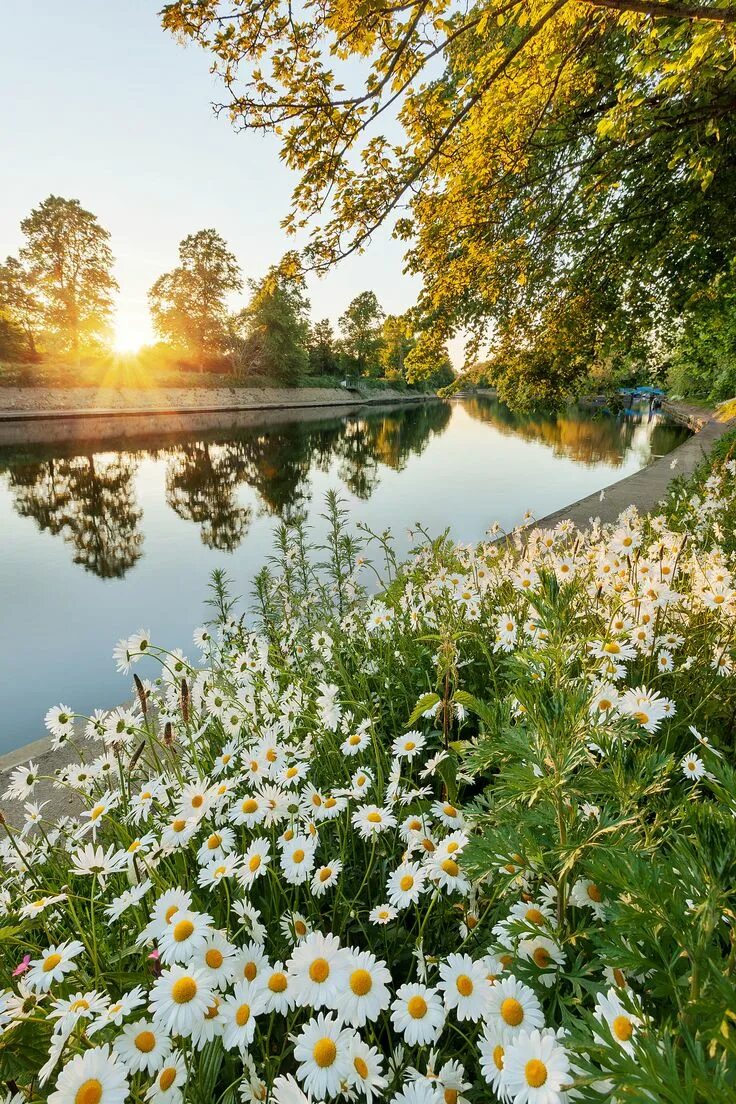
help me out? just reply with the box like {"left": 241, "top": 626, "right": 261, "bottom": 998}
{"left": 0, "top": 354, "right": 414, "bottom": 394}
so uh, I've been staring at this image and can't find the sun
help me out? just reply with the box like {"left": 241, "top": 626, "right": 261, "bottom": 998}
{"left": 113, "top": 311, "right": 153, "bottom": 354}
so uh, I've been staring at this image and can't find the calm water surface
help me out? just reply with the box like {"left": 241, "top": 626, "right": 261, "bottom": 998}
{"left": 0, "top": 397, "right": 689, "bottom": 752}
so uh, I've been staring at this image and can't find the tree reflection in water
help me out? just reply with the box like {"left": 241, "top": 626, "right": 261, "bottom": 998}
{"left": 0, "top": 403, "right": 451, "bottom": 577}
{"left": 0, "top": 398, "right": 687, "bottom": 580}
{"left": 6, "top": 453, "right": 143, "bottom": 578}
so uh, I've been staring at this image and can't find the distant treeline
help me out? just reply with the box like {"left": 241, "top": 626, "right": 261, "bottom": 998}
{"left": 0, "top": 195, "right": 454, "bottom": 388}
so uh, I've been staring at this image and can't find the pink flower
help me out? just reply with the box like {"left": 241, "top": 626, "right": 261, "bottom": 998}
{"left": 12, "top": 954, "right": 31, "bottom": 977}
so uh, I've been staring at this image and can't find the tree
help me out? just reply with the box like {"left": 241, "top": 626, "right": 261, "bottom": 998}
{"left": 18, "top": 196, "right": 117, "bottom": 354}
{"left": 339, "top": 291, "right": 384, "bottom": 377}
{"left": 238, "top": 252, "right": 310, "bottom": 385}
{"left": 380, "top": 313, "right": 415, "bottom": 381}
{"left": 149, "top": 229, "right": 242, "bottom": 360}
{"left": 0, "top": 256, "right": 42, "bottom": 358}
{"left": 161, "top": 1, "right": 736, "bottom": 402}
{"left": 308, "top": 319, "right": 341, "bottom": 376}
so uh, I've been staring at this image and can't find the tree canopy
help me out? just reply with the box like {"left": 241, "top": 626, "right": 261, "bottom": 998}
{"left": 149, "top": 228, "right": 243, "bottom": 359}
{"left": 4, "top": 196, "right": 117, "bottom": 355}
{"left": 161, "top": 0, "right": 736, "bottom": 402}
{"left": 238, "top": 252, "right": 311, "bottom": 385}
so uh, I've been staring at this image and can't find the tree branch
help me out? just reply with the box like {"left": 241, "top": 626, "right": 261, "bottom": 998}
{"left": 579, "top": 0, "right": 736, "bottom": 23}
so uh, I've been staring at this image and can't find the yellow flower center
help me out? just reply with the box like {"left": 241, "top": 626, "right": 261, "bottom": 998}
{"left": 400, "top": 875, "right": 414, "bottom": 891}
{"left": 206, "top": 949, "right": 224, "bottom": 969}
{"left": 309, "top": 958, "right": 330, "bottom": 983}
{"left": 533, "top": 947, "right": 552, "bottom": 969}
{"left": 244, "top": 962, "right": 257, "bottom": 982}
{"left": 407, "top": 995, "right": 428, "bottom": 1019}
{"left": 493, "top": 1045, "right": 505, "bottom": 1071}
{"left": 235, "top": 1003, "right": 251, "bottom": 1026}
{"left": 159, "top": 1069, "right": 176, "bottom": 1092}
{"left": 173, "top": 920, "right": 194, "bottom": 942}
{"left": 456, "top": 974, "right": 473, "bottom": 997}
{"left": 135, "top": 1030, "right": 157, "bottom": 1053}
{"left": 444, "top": 1091, "right": 458, "bottom": 1104}
{"left": 75, "top": 1079, "right": 103, "bottom": 1104}
{"left": 292, "top": 849, "right": 305, "bottom": 863}
{"left": 242, "top": 799, "right": 258, "bottom": 814}
{"left": 90, "top": 804, "right": 105, "bottom": 820}
{"left": 249, "top": 855, "right": 261, "bottom": 872}
{"left": 367, "top": 812, "right": 382, "bottom": 823}
{"left": 43, "top": 954, "right": 62, "bottom": 972}
{"left": 405, "top": 741, "right": 416, "bottom": 751}
{"left": 587, "top": 883, "right": 602, "bottom": 903}
{"left": 525, "top": 1059, "right": 548, "bottom": 1088}
{"left": 172, "top": 818, "right": 186, "bottom": 832}
{"left": 165, "top": 905, "right": 179, "bottom": 923}
{"left": 525, "top": 908, "right": 545, "bottom": 925}
{"left": 612, "top": 1014, "right": 633, "bottom": 1042}
{"left": 313, "top": 1038, "right": 337, "bottom": 1068}
{"left": 269, "top": 971, "right": 288, "bottom": 993}
{"left": 350, "top": 968, "right": 373, "bottom": 996}
{"left": 500, "top": 997, "right": 524, "bottom": 1026}
{"left": 295, "top": 920, "right": 307, "bottom": 936}
{"left": 441, "top": 859, "right": 459, "bottom": 877}
{"left": 603, "top": 642, "right": 620, "bottom": 654}
{"left": 319, "top": 868, "right": 332, "bottom": 882}
{"left": 354, "top": 1056, "right": 369, "bottom": 1079}
{"left": 172, "top": 977, "right": 197, "bottom": 1004}
{"left": 443, "top": 804, "right": 458, "bottom": 817}
{"left": 191, "top": 795, "right": 204, "bottom": 809}
{"left": 70, "top": 999, "right": 90, "bottom": 1012}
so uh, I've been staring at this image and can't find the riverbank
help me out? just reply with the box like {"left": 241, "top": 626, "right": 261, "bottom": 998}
{"left": 0, "top": 385, "right": 438, "bottom": 447}
{"left": 0, "top": 383, "right": 430, "bottom": 414}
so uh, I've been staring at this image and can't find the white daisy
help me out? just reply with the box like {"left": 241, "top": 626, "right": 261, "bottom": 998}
{"left": 503, "top": 1029, "right": 571, "bottom": 1104}
{"left": 391, "top": 984, "right": 445, "bottom": 1046}
{"left": 293, "top": 1012, "right": 356, "bottom": 1098}
{"left": 113, "top": 1019, "right": 172, "bottom": 1074}
{"left": 288, "top": 931, "right": 349, "bottom": 1010}
{"left": 336, "top": 949, "right": 392, "bottom": 1027}
{"left": 437, "top": 953, "right": 492, "bottom": 1022}
{"left": 48, "top": 1044, "right": 128, "bottom": 1104}
{"left": 149, "top": 965, "right": 215, "bottom": 1038}
{"left": 486, "top": 976, "right": 544, "bottom": 1040}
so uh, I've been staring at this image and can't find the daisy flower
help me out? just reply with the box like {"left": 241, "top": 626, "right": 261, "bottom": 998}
{"left": 311, "top": 860, "right": 343, "bottom": 897}
{"left": 157, "top": 909, "right": 214, "bottom": 965}
{"left": 336, "top": 949, "right": 392, "bottom": 1027}
{"left": 503, "top": 1029, "right": 571, "bottom": 1104}
{"left": 288, "top": 931, "right": 349, "bottom": 1010}
{"left": 392, "top": 731, "right": 427, "bottom": 761}
{"left": 369, "top": 903, "right": 398, "bottom": 925}
{"left": 48, "top": 1044, "right": 128, "bottom": 1104}
{"left": 387, "top": 862, "right": 427, "bottom": 909}
{"left": 487, "top": 976, "right": 544, "bottom": 1040}
{"left": 352, "top": 804, "right": 397, "bottom": 839}
{"left": 145, "top": 1051, "right": 187, "bottom": 1104}
{"left": 438, "top": 953, "right": 492, "bottom": 1022}
{"left": 293, "top": 1012, "right": 356, "bottom": 1098}
{"left": 569, "top": 878, "right": 606, "bottom": 920}
{"left": 237, "top": 838, "right": 271, "bottom": 888}
{"left": 149, "top": 965, "right": 215, "bottom": 1038}
{"left": 26, "top": 940, "right": 85, "bottom": 993}
{"left": 594, "top": 987, "right": 642, "bottom": 1056}
{"left": 478, "top": 1021, "right": 510, "bottom": 1098}
{"left": 220, "top": 980, "right": 268, "bottom": 1052}
{"left": 391, "top": 984, "right": 445, "bottom": 1046}
{"left": 191, "top": 932, "right": 237, "bottom": 989}
{"left": 233, "top": 942, "right": 270, "bottom": 986}
{"left": 113, "top": 1019, "right": 173, "bottom": 1074}
{"left": 349, "top": 1039, "right": 387, "bottom": 1102}
{"left": 263, "top": 961, "right": 297, "bottom": 1014}
{"left": 681, "top": 753, "right": 706, "bottom": 781}
{"left": 280, "top": 835, "right": 317, "bottom": 885}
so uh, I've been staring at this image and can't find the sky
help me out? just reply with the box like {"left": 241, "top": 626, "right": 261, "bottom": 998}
{"left": 0, "top": 0, "right": 422, "bottom": 352}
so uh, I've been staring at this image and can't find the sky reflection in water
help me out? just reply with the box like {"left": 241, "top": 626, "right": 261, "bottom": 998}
{"left": 0, "top": 397, "right": 689, "bottom": 751}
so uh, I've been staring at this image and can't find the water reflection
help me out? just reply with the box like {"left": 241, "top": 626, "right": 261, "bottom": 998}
{"left": 6, "top": 453, "right": 143, "bottom": 578}
{"left": 461, "top": 397, "right": 687, "bottom": 465}
{"left": 0, "top": 398, "right": 689, "bottom": 580}
{"left": 0, "top": 402, "right": 454, "bottom": 575}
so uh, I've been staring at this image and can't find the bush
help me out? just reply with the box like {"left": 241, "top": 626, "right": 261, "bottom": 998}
{"left": 1, "top": 441, "right": 736, "bottom": 1104}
